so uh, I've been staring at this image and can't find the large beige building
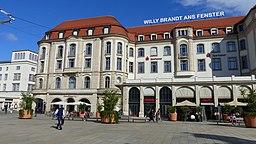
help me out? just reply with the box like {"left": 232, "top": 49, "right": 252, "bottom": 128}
{"left": 34, "top": 5, "right": 256, "bottom": 119}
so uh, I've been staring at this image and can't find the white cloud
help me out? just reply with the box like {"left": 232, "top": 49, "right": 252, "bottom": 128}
{"left": 177, "top": 0, "right": 256, "bottom": 15}
{"left": 0, "top": 32, "right": 18, "bottom": 41}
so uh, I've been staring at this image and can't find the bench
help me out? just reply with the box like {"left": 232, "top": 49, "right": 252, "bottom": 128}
{"left": 235, "top": 117, "right": 244, "bottom": 125}
{"left": 128, "top": 116, "right": 149, "bottom": 123}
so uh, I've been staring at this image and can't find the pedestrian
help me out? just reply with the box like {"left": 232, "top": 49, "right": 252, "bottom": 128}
{"left": 4, "top": 103, "right": 8, "bottom": 114}
{"left": 156, "top": 108, "right": 160, "bottom": 122}
{"left": 34, "top": 106, "right": 38, "bottom": 117}
{"left": 54, "top": 105, "right": 65, "bottom": 130}
{"left": 148, "top": 109, "right": 155, "bottom": 122}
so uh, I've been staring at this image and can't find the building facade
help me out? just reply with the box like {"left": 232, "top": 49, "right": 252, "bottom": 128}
{"left": 34, "top": 6, "right": 256, "bottom": 119}
{"left": 0, "top": 50, "right": 38, "bottom": 111}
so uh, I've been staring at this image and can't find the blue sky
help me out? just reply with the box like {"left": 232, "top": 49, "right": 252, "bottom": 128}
{"left": 0, "top": 0, "right": 255, "bottom": 61}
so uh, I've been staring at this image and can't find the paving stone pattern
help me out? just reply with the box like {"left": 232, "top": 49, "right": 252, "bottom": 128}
{"left": 0, "top": 112, "right": 255, "bottom": 144}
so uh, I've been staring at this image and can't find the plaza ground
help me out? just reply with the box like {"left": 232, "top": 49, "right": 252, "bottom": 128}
{"left": 0, "top": 111, "right": 255, "bottom": 144}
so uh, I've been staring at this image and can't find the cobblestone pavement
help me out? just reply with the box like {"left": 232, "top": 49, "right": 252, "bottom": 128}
{"left": 0, "top": 111, "right": 255, "bottom": 144}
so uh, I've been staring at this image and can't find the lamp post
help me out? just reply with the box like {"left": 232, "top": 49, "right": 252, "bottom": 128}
{"left": 0, "top": 9, "right": 15, "bottom": 24}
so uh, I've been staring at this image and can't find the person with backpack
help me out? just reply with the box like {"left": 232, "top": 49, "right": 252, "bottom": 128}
{"left": 54, "top": 105, "right": 65, "bottom": 130}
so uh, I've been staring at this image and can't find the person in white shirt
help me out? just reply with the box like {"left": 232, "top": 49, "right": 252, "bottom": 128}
{"left": 54, "top": 105, "right": 65, "bottom": 130}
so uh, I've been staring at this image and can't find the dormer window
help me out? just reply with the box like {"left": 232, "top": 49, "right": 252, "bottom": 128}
{"left": 138, "top": 35, "right": 144, "bottom": 41}
{"left": 226, "top": 27, "right": 233, "bottom": 34}
{"left": 211, "top": 28, "right": 218, "bottom": 35}
{"left": 58, "top": 32, "right": 64, "bottom": 38}
{"left": 88, "top": 29, "right": 93, "bottom": 36}
{"left": 178, "top": 29, "right": 188, "bottom": 36}
{"left": 164, "top": 33, "right": 170, "bottom": 39}
{"left": 45, "top": 34, "right": 50, "bottom": 40}
{"left": 103, "top": 27, "right": 109, "bottom": 34}
{"left": 73, "top": 30, "right": 78, "bottom": 36}
{"left": 196, "top": 30, "right": 203, "bottom": 36}
{"left": 151, "top": 34, "right": 157, "bottom": 40}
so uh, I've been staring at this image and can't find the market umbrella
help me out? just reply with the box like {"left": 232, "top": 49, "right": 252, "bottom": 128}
{"left": 175, "top": 100, "right": 197, "bottom": 107}
{"left": 66, "top": 102, "right": 91, "bottom": 106}
{"left": 225, "top": 101, "right": 247, "bottom": 107}
{"left": 50, "top": 101, "right": 68, "bottom": 105}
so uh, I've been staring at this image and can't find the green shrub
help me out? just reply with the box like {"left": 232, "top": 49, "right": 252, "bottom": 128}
{"left": 168, "top": 106, "right": 176, "bottom": 113}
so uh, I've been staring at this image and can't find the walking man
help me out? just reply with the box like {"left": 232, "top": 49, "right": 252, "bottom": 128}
{"left": 54, "top": 105, "right": 65, "bottom": 130}
{"left": 4, "top": 103, "right": 8, "bottom": 114}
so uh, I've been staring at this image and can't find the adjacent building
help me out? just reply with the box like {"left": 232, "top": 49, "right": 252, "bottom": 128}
{"left": 34, "top": 5, "right": 256, "bottom": 119}
{"left": 0, "top": 50, "right": 38, "bottom": 110}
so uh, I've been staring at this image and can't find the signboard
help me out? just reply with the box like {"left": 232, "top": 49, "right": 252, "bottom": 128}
{"left": 143, "top": 11, "right": 225, "bottom": 25}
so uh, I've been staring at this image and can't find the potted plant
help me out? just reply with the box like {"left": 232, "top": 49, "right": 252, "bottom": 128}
{"left": 180, "top": 106, "right": 190, "bottom": 121}
{"left": 19, "top": 92, "right": 35, "bottom": 119}
{"left": 242, "top": 89, "right": 256, "bottom": 128}
{"left": 96, "top": 104, "right": 103, "bottom": 118}
{"left": 168, "top": 106, "right": 177, "bottom": 121}
{"left": 221, "top": 105, "right": 232, "bottom": 120}
{"left": 78, "top": 104, "right": 86, "bottom": 118}
{"left": 100, "top": 90, "right": 120, "bottom": 124}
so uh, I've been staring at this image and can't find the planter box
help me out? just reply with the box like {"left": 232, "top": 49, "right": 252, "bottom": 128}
{"left": 223, "top": 114, "right": 230, "bottom": 120}
{"left": 96, "top": 112, "right": 101, "bottom": 118}
{"left": 244, "top": 115, "right": 256, "bottom": 128}
{"left": 101, "top": 114, "right": 116, "bottom": 124}
{"left": 169, "top": 113, "right": 177, "bottom": 121}
{"left": 19, "top": 109, "right": 32, "bottom": 119}
{"left": 79, "top": 112, "right": 86, "bottom": 118}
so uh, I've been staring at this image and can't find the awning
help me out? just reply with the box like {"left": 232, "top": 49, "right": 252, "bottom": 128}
{"left": 175, "top": 100, "right": 197, "bottom": 107}
{"left": 225, "top": 101, "right": 247, "bottom": 107}
{"left": 50, "top": 101, "right": 91, "bottom": 106}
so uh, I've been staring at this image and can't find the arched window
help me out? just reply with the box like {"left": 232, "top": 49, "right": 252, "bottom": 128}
{"left": 85, "top": 43, "right": 92, "bottom": 55}
{"left": 129, "top": 48, "right": 134, "bottom": 57}
{"left": 212, "top": 43, "right": 220, "bottom": 53}
{"left": 180, "top": 44, "right": 188, "bottom": 56}
{"left": 117, "top": 42, "right": 122, "bottom": 54}
{"left": 39, "top": 78, "right": 43, "bottom": 89}
{"left": 56, "top": 77, "right": 61, "bottom": 89}
{"left": 69, "top": 76, "right": 76, "bottom": 89}
{"left": 70, "top": 44, "right": 76, "bottom": 56}
{"left": 106, "top": 42, "right": 111, "bottom": 54}
{"left": 197, "top": 44, "right": 205, "bottom": 53}
{"left": 138, "top": 48, "right": 144, "bottom": 57}
{"left": 57, "top": 46, "right": 63, "bottom": 57}
{"left": 84, "top": 77, "right": 90, "bottom": 88}
{"left": 105, "top": 76, "right": 110, "bottom": 88}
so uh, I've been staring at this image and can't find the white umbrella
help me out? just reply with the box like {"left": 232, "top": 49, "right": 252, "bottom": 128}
{"left": 225, "top": 101, "right": 247, "bottom": 107}
{"left": 50, "top": 101, "right": 68, "bottom": 105}
{"left": 175, "top": 100, "right": 197, "bottom": 107}
{"left": 66, "top": 102, "right": 91, "bottom": 106}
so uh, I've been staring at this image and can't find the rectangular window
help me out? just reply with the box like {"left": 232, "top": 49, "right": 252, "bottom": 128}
{"left": 29, "top": 74, "right": 34, "bottom": 82}
{"left": 117, "top": 58, "right": 122, "bottom": 70}
{"left": 3, "top": 84, "right": 6, "bottom": 91}
{"left": 138, "top": 36, "right": 144, "bottom": 41}
{"left": 240, "top": 39, "right": 246, "bottom": 50}
{"left": 129, "top": 62, "right": 133, "bottom": 73}
{"left": 6, "top": 67, "right": 8, "bottom": 71}
{"left": 178, "top": 30, "right": 188, "bottom": 36}
{"left": 138, "top": 62, "right": 144, "bottom": 73}
{"left": 212, "top": 58, "right": 221, "bottom": 70}
{"left": 88, "top": 29, "right": 93, "bottom": 36}
{"left": 238, "top": 25, "right": 244, "bottom": 32}
{"left": 164, "top": 33, "right": 170, "bottom": 39}
{"left": 0, "top": 74, "right": 2, "bottom": 80}
{"left": 106, "top": 57, "right": 110, "bottom": 70}
{"left": 16, "top": 66, "right": 20, "bottom": 70}
{"left": 164, "top": 61, "right": 171, "bottom": 73}
{"left": 31, "top": 67, "right": 35, "bottom": 72}
{"left": 164, "top": 46, "right": 171, "bottom": 56}
{"left": 0, "top": 67, "right": 2, "bottom": 71}
{"left": 197, "top": 44, "right": 205, "bottom": 53}
{"left": 85, "top": 58, "right": 91, "bottom": 68}
{"left": 196, "top": 30, "right": 203, "bottom": 36}
{"left": 241, "top": 56, "right": 248, "bottom": 69}
{"left": 228, "top": 57, "right": 237, "bottom": 70}
{"left": 180, "top": 60, "right": 188, "bottom": 71}
{"left": 12, "top": 83, "right": 20, "bottom": 91}
{"left": 69, "top": 59, "right": 75, "bottom": 68}
{"left": 211, "top": 28, "right": 218, "bottom": 35}
{"left": 227, "top": 42, "right": 236, "bottom": 52}
{"left": 151, "top": 62, "right": 158, "bottom": 73}
{"left": 103, "top": 27, "right": 109, "bottom": 34}
{"left": 198, "top": 59, "right": 206, "bottom": 71}
{"left": 57, "top": 60, "right": 62, "bottom": 69}
{"left": 4, "top": 74, "right": 8, "bottom": 80}
{"left": 58, "top": 32, "right": 64, "bottom": 38}
{"left": 27, "top": 84, "right": 34, "bottom": 92}
{"left": 13, "top": 73, "right": 21, "bottom": 81}
{"left": 151, "top": 47, "right": 157, "bottom": 56}
{"left": 212, "top": 43, "right": 220, "bottom": 53}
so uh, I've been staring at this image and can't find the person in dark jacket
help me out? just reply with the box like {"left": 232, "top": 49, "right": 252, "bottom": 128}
{"left": 54, "top": 105, "right": 65, "bottom": 130}
{"left": 148, "top": 109, "right": 155, "bottom": 122}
